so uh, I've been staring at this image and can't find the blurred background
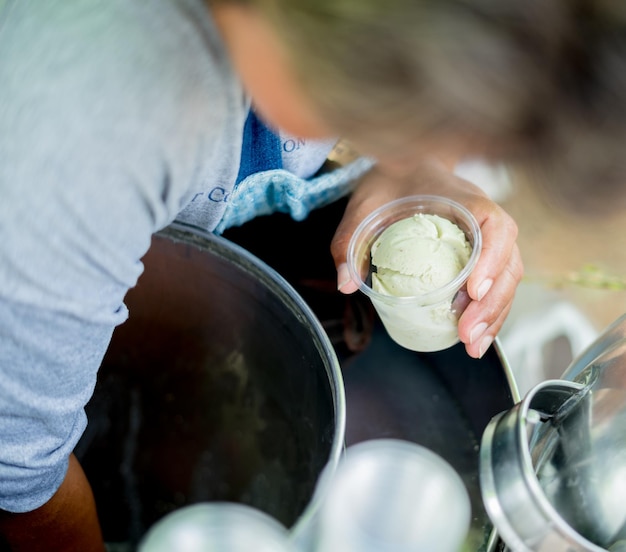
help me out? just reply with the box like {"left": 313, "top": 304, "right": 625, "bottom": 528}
{"left": 456, "top": 159, "right": 626, "bottom": 394}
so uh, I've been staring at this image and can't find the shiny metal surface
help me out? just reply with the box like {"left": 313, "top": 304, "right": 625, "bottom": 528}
{"left": 481, "top": 313, "right": 626, "bottom": 551}
{"left": 139, "top": 503, "right": 294, "bottom": 552}
{"left": 76, "top": 224, "right": 345, "bottom": 549}
{"left": 543, "top": 316, "right": 626, "bottom": 548}
{"left": 310, "top": 439, "right": 472, "bottom": 552}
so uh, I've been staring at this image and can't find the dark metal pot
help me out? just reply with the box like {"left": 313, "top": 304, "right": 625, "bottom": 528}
{"left": 76, "top": 223, "right": 345, "bottom": 549}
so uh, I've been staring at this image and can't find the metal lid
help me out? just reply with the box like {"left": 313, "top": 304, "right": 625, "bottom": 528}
{"left": 480, "top": 313, "right": 626, "bottom": 552}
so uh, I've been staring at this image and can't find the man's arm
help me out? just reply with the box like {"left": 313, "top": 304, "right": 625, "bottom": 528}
{"left": 0, "top": 454, "right": 105, "bottom": 552}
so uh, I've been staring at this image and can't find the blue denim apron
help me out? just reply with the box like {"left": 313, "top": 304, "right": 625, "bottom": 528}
{"left": 216, "top": 110, "right": 374, "bottom": 234}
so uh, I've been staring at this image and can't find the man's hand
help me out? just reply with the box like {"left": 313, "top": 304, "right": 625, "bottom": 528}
{"left": 331, "top": 157, "right": 523, "bottom": 359}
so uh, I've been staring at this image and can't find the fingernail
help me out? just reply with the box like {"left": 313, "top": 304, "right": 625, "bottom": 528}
{"left": 337, "top": 263, "right": 351, "bottom": 290}
{"left": 477, "top": 279, "right": 493, "bottom": 301}
{"left": 469, "top": 322, "right": 488, "bottom": 345}
{"left": 479, "top": 335, "right": 494, "bottom": 358}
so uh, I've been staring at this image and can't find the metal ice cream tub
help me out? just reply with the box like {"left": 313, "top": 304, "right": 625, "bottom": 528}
{"left": 75, "top": 223, "right": 345, "bottom": 549}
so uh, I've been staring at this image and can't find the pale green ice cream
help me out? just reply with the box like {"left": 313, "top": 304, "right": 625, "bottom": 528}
{"left": 371, "top": 213, "right": 471, "bottom": 297}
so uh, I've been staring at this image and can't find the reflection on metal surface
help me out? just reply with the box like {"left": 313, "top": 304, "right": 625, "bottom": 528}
{"left": 481, "top": 313, "right": 626, "bottom": 551}
{"left": 310, "top": 439, "right": 471, "bottom": 552}
{"left": 342, "top": 324, "right": 515, "bottom": 552}
{"left": 139, "top": 503, "right": 293, "bottom": 552}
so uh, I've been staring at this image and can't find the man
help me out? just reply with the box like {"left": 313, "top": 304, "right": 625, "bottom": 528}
{"left": 0, "top": 0, "right": 529, "bottom": 548}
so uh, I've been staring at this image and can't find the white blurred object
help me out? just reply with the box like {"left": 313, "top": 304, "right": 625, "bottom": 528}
{"left": 305, "top": 439, "right": 471, "bottom": 552}
{"left": 455, "top": 159, "right": 513, "bottom": 203}
{"left": 500, "top": 300, "right": 598, "bottom": 396}
{"left": 138, "top": 503, "right": 294, "bottom": 552}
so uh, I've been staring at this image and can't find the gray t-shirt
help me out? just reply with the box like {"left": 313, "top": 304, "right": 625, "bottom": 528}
{"left": 0, "top": 0, "right": 341, "bottom": 513}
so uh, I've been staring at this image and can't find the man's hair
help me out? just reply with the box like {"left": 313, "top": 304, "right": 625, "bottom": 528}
{"left": 217, "top": 0, "right": 626, "bottom": 212}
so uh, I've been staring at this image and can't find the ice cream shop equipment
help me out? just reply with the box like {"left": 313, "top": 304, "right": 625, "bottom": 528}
{"left": 76, "top": 222, "right": 345, "bottom": 548}
{"left": 139, "top": 438, "right": 475, "bottom": 552}
{"left": 75, "top": 200, "right": 520, "bottom": 552}
{"left": 481, "top": 312, "right": 626, "bottom": 552}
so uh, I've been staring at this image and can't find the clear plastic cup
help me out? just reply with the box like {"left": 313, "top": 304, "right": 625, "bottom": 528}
{"left": 347, "top": 195, "right": 482, "bottom": 352}
{"left": 138, "top": 502, "right": 294, "bottom": 552}
{"left": 311, "top": 439, "right": 471, "bottom": 552}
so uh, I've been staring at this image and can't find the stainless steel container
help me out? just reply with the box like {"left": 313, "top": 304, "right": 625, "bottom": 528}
{"left": 481, "top": 314, "right": 626, "bottom": 551}
{"left": 76, "top": 223, "right": 345, "bottom": 548}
